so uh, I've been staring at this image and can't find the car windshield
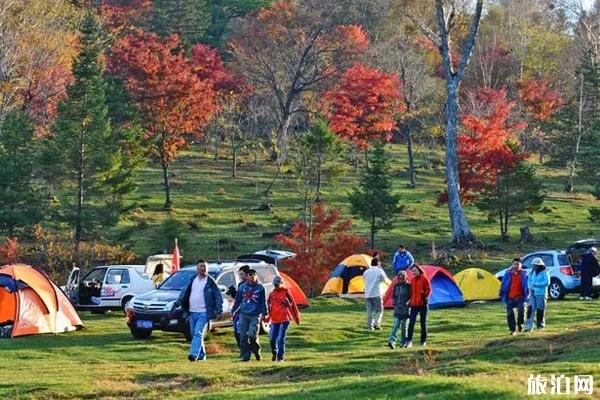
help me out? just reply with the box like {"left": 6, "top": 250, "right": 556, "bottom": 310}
{"left": 158, "top": 269, "right": 219, "bottom": 290}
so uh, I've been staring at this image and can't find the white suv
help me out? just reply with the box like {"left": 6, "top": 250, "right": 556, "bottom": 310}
{"left": 65, "top": 265, "right": 154, "bottom": 312}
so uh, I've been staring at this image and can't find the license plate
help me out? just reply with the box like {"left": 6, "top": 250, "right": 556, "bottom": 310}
{"left": 136, "top": 320, "right": 153, "bottom": 329}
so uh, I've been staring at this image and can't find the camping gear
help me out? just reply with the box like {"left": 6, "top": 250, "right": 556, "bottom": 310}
{"left": 454, "top": 268, "right": 501, "bottom": 301}
{"left": 321, "top": 254, "right": 391, "bottom": 297}
{"left": 0, "top": 264, "right": 84, "bottom": 338}
{"left": 384, "top": 265, "right": 465, "bottom": 309}
{"left": 278, "top": 272, "right": 309, "bottom": 308}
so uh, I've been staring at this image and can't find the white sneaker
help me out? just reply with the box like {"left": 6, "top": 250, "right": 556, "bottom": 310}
{"left": 580, "top": 296, "right": 585, "bottom": 300}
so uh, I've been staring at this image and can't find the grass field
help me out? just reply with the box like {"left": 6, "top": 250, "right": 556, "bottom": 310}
{"left": 2, "top": 298, "right": 600, "bottom": 399}
{"left": 113, "top": 142, "right": 600, "bottom": 273}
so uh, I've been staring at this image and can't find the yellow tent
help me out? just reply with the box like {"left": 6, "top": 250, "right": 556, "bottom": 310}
{"left": 321, "top": 254, "right": 390, "bottom": 297}
{"left": 454, "top": 268, "right": 500, "bottom": 301}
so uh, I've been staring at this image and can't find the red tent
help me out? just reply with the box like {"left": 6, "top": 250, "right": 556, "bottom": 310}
{"left": 383, "top": 265, "right": 465, "bottom": 309}
{"left": 279, "top": 271, "right": 309, "bottom": 308}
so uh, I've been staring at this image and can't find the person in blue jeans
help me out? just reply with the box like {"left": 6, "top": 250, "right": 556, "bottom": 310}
{"left": 227, "top": 265, "right": 250, "bottom": 353}
{"left": 392, "top": 245, "right": 415, "bottom": 274}
{"left": 499, "top": 258, "right": 529, "bottom": 335}
{"left": 181, "top": 260, "right": 223, "bottom": 361}
{"left": 525, "top": 257, "right": 550, "bottom": 332}
{"left": 388, "top": 270, "right": 411, "bottom": 349}
{"left": 267, "top": 276, "right": 300, "bottom": 361}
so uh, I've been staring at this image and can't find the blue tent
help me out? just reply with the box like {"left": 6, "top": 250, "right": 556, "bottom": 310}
{"left": 384, "top": 265, "right": 465, "bottom": 309}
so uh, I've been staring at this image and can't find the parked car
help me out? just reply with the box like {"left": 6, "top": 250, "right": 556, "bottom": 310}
{"left": 495, "top": 250, "right": 600, "bottom": 300}
{"left": 64, "top": 265, "right": 153, "bottom": 312}
{"left": 124, "top": 260, "right": 279, "bottom": 340}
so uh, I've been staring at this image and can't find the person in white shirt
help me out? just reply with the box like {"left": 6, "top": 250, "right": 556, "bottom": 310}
{"left": 363, "top": 257, "right": 388, "bottom": 330}
{"left": 182, "top": 260, "right": 223, "bottom": 361}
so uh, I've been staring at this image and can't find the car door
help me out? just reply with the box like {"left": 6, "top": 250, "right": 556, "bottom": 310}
{"left": 216, "top": 271, "right": 236, "bottom": 319}
{"left": 64, "top": 267, "right": 80, "bottom": 302}
{"left": 102, "top": 268, "right": 131, "bottom": 307}
{"left": 79, "top": 268, "right": 107, "bottom": 305}
{"left": 255, "top": 265, "right": 277, "bottom": 296}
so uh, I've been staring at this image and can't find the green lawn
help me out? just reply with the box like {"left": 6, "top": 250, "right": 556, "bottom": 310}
{"left": 113, "top": 142, "right": 600, "bottom": 273}
{"left": 2, "top": 298, "right": 599, "bottom": 399}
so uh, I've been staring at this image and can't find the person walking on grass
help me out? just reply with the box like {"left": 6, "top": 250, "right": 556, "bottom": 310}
{"left": 388, "top": 270, "right": 411, "bottom": 349}
{"left": 392, "top": 245, "right": 414, "bottom": 274}
{"left": 227, "top": 265, "right": 251, "bottom": 353}
{"left": 525, "top": 258, "right": 550, "bottom": 332}
{"left": 181, "top": 260, "right": 223, "bottom": 362}
{"left": 500, "top": 258, "right": 529, "bottom": 335}
{"left": 405, "top": 264, "right": 430, "bottom": 348}
{"left": 232, "top": 269, "right": 268, "bottom": 362}
{"left": 363, "top": 257, "right": 388, "bottom": 331}
{"left": 579, "top": 247, "right": 599, "bottom": 300}
{"left": 267, "top": 276, "right": 301, "bottom": 362}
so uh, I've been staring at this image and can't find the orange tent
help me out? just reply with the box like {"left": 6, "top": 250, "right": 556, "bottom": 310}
{"left": 0, "top": 264, "right": 84, "bottom": 338}
{"left": 279, "top": 271, "right": 309, "bottom": 308}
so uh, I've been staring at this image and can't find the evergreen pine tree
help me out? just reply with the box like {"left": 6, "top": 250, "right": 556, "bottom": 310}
{"left": 349, "top": 141, "right": 403, "bottom": 248}
{"left": 52, "top": 13, "right": 138, "bottom": 265}
{"left": 476, "top": 162, "right": 545, "bottom": 241}
{"left": 578, "top": 50, "right": 600, "bottom": 197}
{"left": 0, "top": 111, "right": 44, "bottom": 235}
{"left": 152, "top": 0, "right": 211, "bottom": 49}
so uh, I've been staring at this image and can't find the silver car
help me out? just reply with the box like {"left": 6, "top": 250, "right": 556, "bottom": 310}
{"left": 495, "top": 250, "right": 600, "bottom": 300}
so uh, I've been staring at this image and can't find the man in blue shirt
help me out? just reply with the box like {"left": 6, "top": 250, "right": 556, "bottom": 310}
{"left": 392, "top": 245, "right": 415, "bottom": 274}
{"left": 232, "top": 269, "right": 268, "bottom": 362}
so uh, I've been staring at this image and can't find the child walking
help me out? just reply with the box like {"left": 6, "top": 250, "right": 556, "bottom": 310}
{"left": 388, "top": 270, "right": 411, "bottom": 349}
{"left": 267, "top": 276, "right": 301, "bottom": 362}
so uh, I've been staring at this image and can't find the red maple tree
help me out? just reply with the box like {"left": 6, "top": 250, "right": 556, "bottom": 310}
{"left": 109, "top": 31, "right": 217, "bottom": 209}
{"left": 441, "top": 87, "right": 526, "bottom": 203}
{"left": 99, "top": 0, "right": 152, "bottom": 32}
{"left": 276, "top": 203, "right": 367, "bottom": 296}
{"left": 325, "top": 63, "right": 403, "bottom": 149}
{"left": 517, "top": 77, "right": 563, "bottom": 121}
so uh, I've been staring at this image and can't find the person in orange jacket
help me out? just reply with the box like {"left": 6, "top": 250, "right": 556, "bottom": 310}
{"left": 266, "top": 276, "right": 301, "bottom": 362}
{"left": 404, "top": 264, "right": 431, "bottom": 348}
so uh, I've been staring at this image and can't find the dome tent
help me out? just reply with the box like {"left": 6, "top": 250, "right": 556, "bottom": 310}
{"left": 454, "top": 268, "right": 500, "bottom": 301}
{"left": 321, "top": 254, "right": 391, "bottom": 297}
{"left": 0, "top": 264, "right": 84, "bottom": 338}
{"left": 384, "top": 265, "right": 465, "bottom": 309}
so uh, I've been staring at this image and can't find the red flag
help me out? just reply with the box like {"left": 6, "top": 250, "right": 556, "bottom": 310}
{"left": 171, "top": 238, "right": 180, "bottom": 273}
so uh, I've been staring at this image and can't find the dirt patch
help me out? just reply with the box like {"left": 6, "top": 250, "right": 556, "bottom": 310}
{"left": 137, "top": 374, "right": 213, "bottom": 391}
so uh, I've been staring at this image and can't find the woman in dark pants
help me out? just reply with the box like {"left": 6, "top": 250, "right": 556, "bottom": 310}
{"left": 405, "top": 265, "right": 431, "bottom": 348}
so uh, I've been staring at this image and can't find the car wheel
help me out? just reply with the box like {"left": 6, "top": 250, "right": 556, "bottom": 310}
{"left": 130, "top": 327, "right": 152, "bottom": 340}
{"left": 259, "top": 319, "right": 270, "bottom": 335}
{"left": 548, "top": 279, "right": 565, "bottom": 300}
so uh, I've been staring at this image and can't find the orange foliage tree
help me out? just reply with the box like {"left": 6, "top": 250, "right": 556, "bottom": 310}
{"left": 325, "top": 63, "right": 403, "bottom": 149}
{"left": 276, "top": 203, "right": 367, "bottom": 296}
{"left": 109, "top": 31, "right": 217, "bottom": 209}
{"left": 440, "top": 87, "right": 526, "bottom": 204}
{"left": 0, "top": 238, "right": 20, "bottom": 265}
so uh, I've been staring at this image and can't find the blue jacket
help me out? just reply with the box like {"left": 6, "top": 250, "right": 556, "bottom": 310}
{"left": 392, "top": 250, "right": 415, "bottom": 273}
{"left": 181, "top": 275, "right": 223, "bottom": 320}
{"left": 528, "top": 268, "right": 550, "bottom": 298}
{"left": 232, "top": 281, "right": 268, "bottom": 316}
{"left": 499, "top": 269, "right": 528, "bottom": 304}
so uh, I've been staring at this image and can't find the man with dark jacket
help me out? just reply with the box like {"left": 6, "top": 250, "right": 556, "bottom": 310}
{"left": 181, "top": 260, "right": 223, "bottom": 362}
{"left": 232, "top": 269, "right": 268, "bottom": 362}
{"left": 387, "top": 270, "right": 411, "bottom": 349}
{"left": 579, "top": 247, "right": 599, "bottom": 300}
{"left": 500, "top": 258, "right": 529, "bottom": 335}
{"left": 227, "top": 265, "right": 250, "bottom": 352}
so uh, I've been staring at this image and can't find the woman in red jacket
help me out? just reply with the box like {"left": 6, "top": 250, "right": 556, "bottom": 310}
{"left": 405, "top": 264, "right": 431, "bottom": 348}
{"left": 267, "top": 276, "right": 301, "bottom": 362}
